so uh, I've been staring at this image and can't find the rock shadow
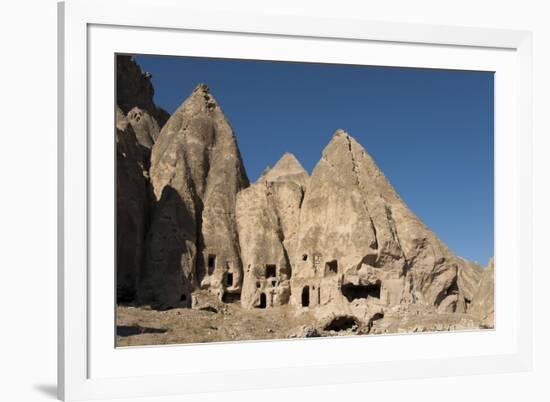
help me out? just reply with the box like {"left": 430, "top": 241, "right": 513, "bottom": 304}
{"left": 116, "top": 325, "right": 167, "bottom": 337}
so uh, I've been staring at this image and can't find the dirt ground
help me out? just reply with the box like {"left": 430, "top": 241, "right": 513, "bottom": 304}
{"left": 116, "top": 290, "right": 486, "bottom": 347}
{"left": 116, "top": 291, "right": 321, "bottom": 347}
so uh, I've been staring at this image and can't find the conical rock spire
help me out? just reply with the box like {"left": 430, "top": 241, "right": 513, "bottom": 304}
{"left": 140, "top": 84, "right": 249, "bottom": 308}
{"left": 237, "top": 152, "right": 309, "bottom": 308}
{"left": 291, "top": 129, "right": 474, "bottom": 316}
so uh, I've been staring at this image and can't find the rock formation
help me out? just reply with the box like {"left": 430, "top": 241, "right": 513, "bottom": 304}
{"left": 126, "top": 106, "right": 161, "bottom": 150}
{"left": 457, "top": 258, "right": 484, "bottom": 313}
{"left": 116, "top": 108, "right": 148, "bottom": 301}
{"left": 288, "top": 130, "right": 489, "bottom": 328}
{"left": 139, "top": 83, "right": 249, "bottom": 309}
{"left": 117, "top": 55, "right": 169, "bottom": 130}
{"left": 237, "top": 153, "right": 308, "bottom": 309}
{"left": 116, "top": 55, "right": 494, "bottom": 336}
{"left": 471, "top": 258, "right": 495, "bottom": 327}
{"left": 116, "top": 56, "right": 169, "bottom": 303}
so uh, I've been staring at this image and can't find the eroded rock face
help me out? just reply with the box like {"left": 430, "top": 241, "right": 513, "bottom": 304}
{"left": 140, "top": 84, "right": 249, "bottom": 308}
{"left": 127, "top": 106, "right": 161, "bottom": 150}
{"left": 290, "top": 130, "right": 480, "bottom": 325}
{"left": 116, "top": 108, "right": 148, "bottom": 301}
{"left": 139, "top": 186, "right": 195, "bottom": 309}
{"left": 237, "top": 153, "right": 307, "bottom": 309}
{"left": 471, "top": 258, "right": 495, "bottom": 328}
{"left": 116, "top": 56, "right": 170, "bottom": 304}
{"left": 117, "top": 55, "right": 169, "bottom": 128}
{"left": 457, "top": 258, "right": 484, "bottom": 313}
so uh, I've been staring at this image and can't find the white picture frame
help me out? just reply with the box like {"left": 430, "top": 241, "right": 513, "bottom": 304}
{"left": 58, "top": 0, "right": 533, "bottom": 400}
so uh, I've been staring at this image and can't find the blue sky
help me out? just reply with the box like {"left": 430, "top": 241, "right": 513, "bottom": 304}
{"left": 133, "top": 55, "right": 494, "bottom": 266}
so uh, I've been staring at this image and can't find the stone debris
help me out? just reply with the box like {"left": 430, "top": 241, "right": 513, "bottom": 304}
{"left": 289, "top": 325, "right": 320, "bottom": 338}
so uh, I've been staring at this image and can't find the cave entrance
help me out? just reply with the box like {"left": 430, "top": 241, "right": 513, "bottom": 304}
{"left": 226, "top": 272, "right": 233, "bottom": 287}
{"left": 265, "top": 264, "right": 276, "bottom": 278}
{"left": 323, "top": 315, "right": 358, "bottom": 332}
{"left": 258, "top": 293, "right": 267, "bottom": 309}
{"left": 435, "top": 276, "right": 459, "bottom": 307}
{"left": 341, "top": 282, "right": 381, "bottom": 302}
{"left": 325, "top": 260, "right": 338, "bottom": 275}
{"left": 301, "top": 286, "right": 310, "bottom": 307}
{"left": 207, "top": 254, "right": 216, "bottom": 275}
{"left": 222, "top": 292, "right": 240, "bottom": 304}
{"left": 464, "top": 298, "right": 471, "bottom": 313}
{"left": 367, "top": 312, "right": 384, "bottom": 331}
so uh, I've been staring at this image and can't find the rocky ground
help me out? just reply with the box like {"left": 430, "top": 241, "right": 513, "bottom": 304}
{"left": 116, "top": 291, "right": 486, "bottom": 347}
{"left": 116, "top": 291, "right": 318, "bottom": 346}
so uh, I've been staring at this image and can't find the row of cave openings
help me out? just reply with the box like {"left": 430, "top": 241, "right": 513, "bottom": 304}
{"left": 254, "top": 264, "right": 280, "bottom": 309}
{"left": 207, "top": 255, "right": 280, "bottom": 288}
{"left": 205, "top": 253, "right": 383, "bottom": 309}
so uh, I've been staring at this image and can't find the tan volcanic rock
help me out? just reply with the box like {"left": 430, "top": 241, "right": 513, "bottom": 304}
{"left": 116, "top": 107, "right": 148, "bottom": 301}
{"left": 140, "top": 84, "right": 249, "bottom": 308}
{"left": 263, "top": 152, "right": 309, "bottom": 188}
{"left": 456, "top": 258, "right": 484, "bottom": 313}
{"left": 290, "top": 130, "right": 408, "bottom": 318}
{"left": 237, "top": 153, "right": 308, "bottom": 309}
{"left": 471, "top": 258, "right": 495, "bottom": 327}
{"left": 126, "top": 106, "right": 161, "bottom": 150}
{"left": 290, "top": 130, "right": 480, "bottom": 326}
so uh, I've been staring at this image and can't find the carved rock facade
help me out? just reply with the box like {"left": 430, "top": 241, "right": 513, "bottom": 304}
{"left": 236, "top": 153, "right": 308, "bottom": 309}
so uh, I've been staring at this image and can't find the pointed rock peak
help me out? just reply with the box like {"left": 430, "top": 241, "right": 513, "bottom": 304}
{"left": 272, "top": 153, "right": 307, "bottom": 175}
{"left": 319, "top": 129, "right": 395, "bottom": 196}
{"left": 193, "top": 82, "right": 210, "bottom": 94}
{"left": 322, "top": 129, "right": 379, "bottom": 164}
{"left": 166, "top": 83, "right": 220, "bottom": 120}
{"left": 178, "top": 82, "right": 219, "bottom": 112}
{"left": 323, "top": 128, "right": 361, "bottom": 156}
{"left": 332, "top": 128, "right": 349, "bottom": 139}
{"left": 328, "top": 128, "right": 361, "bottom": 147}
{"left": 257, "top": 165, "right": 272, "bottom": 181}
{"left": 262, "top": 152, "right": 309, "bottom": 186}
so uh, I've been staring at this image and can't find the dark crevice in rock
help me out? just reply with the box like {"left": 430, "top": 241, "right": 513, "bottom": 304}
{"left": 434, "top": 275, "right": 459, "bottom": 307}
{"left": 341, "top": 281, "right": 381, "bottom": 302}
{"left": 345, "top": 134, "right": 379, "bottom": 251}
{"left": 323, "top": 315, "right": 359, "bottom": 332}
{"left": 367, "top": 312, "right": 384, "bottom": 332}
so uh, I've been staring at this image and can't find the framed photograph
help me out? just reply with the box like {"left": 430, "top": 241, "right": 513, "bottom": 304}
{"left": 58, "top": 0, "right": 533, "bottom": 400}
